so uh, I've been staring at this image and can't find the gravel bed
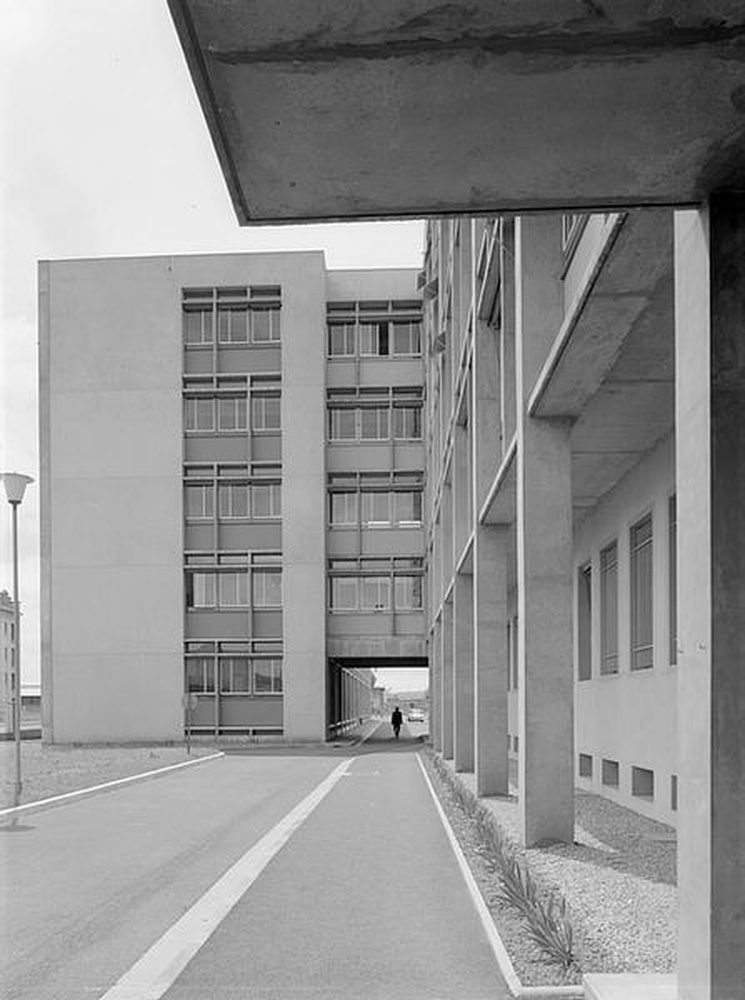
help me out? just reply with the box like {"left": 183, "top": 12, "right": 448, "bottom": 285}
{"left": 433, "top": 755, "right": 677, "bottom": 980}
{"left": 421, "top": 752, "right": 580, "bottom": 987}
{"left": 0, "top": 743, "right": 217, "bottom": 809}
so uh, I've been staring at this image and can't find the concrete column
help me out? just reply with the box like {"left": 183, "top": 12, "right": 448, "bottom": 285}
{"left": 453, "top": 571, "right": 474, "bottom": 771}
{"left": 675, "top": 198, "right": 745, "bottom": 1000}
{"left": 474, "top": 523, "right": 509, "bottom": 795}
{"left": 515, "top": 216, "right": 574, "bottom": 846}
{"left": 431, "top": 622, "right": 442, "bottom": 751}
{"left": 441, "top": 600, "right": 454, "bottom": 759}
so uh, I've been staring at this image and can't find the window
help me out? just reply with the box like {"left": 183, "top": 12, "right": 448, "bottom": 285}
{"left": 330, "top": 492, "right": 358, "bottom": 526}
{"left": 218, "top": 572, "right": 249, "bottom": 608}
{"left": 392, "top": 321, "right": 421, "bottom": 355}
{"left": 219, "top": 657, "right": 251, "bottom": 693}
{"left": 631, "top": 765, "right": 654, "bottom": 800}
{"left": 394, "top": 575, "right": 423, "bottom": 610}
{"left": 252, "top": 395, "right": 281, "bottom": 431}
{"left": 393, "top": 406, "right": 422, "bottom": 440}
{"left": 360, "top": 576, "right": 390, "bottom": 611}
{"left": 361, "top": 491, "right": 390, "bottom": 526}
{"left": 669, "top": 495, "right": 677, "bottom": 665}
{"left": 394, "top": 491, "right": 422, "bottom": 525}
{"left": 251, "top": 308, "right": 280, "bottom": 343}
{"left": 329, "top": 408, "right": 356, "bottom": 440}
{"left": 186, "top": 657, "right": 214, "bottom": 693}
{"left": 217, "top": 397, "right": 248, "bottom": 432}
{"left": 219, "top": 484, "right": 250, "bottom": 519}
{"left": 331, "top": 577, "right": 358, "bottom": 610}
{"left": 185, "top": 484, "right": 214, "bottom": 520}
{"left": 217, "top": 306, "right": 248, "bottom": 344}
{"left": 184, "top": 307, "right": 214, "bottom": 345}
{"left": 577, "top": 564, "right": 592, "bottom": 681}
{"left": 251, "top": 483, "right": 281, "bottom": 518}
{"left": 187, "top": 572, "right": 216, "bottom": 608}
{"left": 253, "top": 658, "right": 283, "bottom": 694}
{"left": 252, "top": 570, "right": 282, "bottom": 607}
{"left": 359, "top": 321, "right": 389, "bottom": 356}
{"left": 630, "top": 515, "right": 653, "bottom": 670}
{"left": 184, "top": 398, "right": 214, "bottom": 432}
{"left": 671, "top": 774, "right": 678, "bottom": 812}
{"left": 579, "top": 753, "right": 593, "bottom": 778}
{"left": 359, "top": 407, "right": 389, "bottom": 440}
{"left": 601, "top": 758, "right": 620, "bottom": 788}
{"left": 600, "top": 542, "right": 618, "bottom": 674}
{"left": 328, "top": 323, "right": 356, "bottom": 356}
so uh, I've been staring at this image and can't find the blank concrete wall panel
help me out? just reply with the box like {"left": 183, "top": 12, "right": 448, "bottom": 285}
{"left": 51, "top": 477, "right": 180, "bottom": 568}
{"left": 52, "top": 653, "right": 182, "bottom": 742}
{"left": 52, "top": 567, "right": 182, "bottom": 656}
{"left": 48, "top": 258, "right": 180, "bottom": 392}
{"left": 49, "top": 390, "right": 181, "bottom": 479}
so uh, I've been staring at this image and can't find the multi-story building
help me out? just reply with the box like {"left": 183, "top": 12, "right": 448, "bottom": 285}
{"left": 424, "top": 211, "right": 678, "bottom": 829}
{"left": 39, "top": 253, "right": 425, "bottom": 743}
{"left": 0, "top": 589, "right": 15, "bottom": 727}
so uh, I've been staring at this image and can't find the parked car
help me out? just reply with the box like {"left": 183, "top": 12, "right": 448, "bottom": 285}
{"left": 407, "top": 709, "right": 425, "bottom": 723}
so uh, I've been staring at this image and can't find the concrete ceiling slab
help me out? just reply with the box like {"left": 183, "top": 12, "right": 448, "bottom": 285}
{"left": 168, "top": 1, "right": 745, "bottom": 223}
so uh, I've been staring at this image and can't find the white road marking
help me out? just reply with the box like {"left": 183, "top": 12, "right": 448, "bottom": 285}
{"left": 98, "top": 757, "right": 353, "bottom": 1000}
{"left": 0, "top": 752, "right": 225, "bottom": 819}
{"left": 415, "top": 752, "right": 525, "bottom": 997}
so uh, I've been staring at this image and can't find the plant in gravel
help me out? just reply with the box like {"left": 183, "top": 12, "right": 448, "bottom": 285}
{"left": 427, "top": 751, "right": 579, "bottom": 975}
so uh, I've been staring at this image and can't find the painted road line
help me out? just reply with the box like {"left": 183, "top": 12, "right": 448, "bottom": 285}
{"left": 0, "top": 752, "right": 225, "bottom": 820}
{"left": 416, "top": 752, "right": 524, "bottom": 996}
{"left": 99, "top": 757, "right": 353, "bottom": 1000}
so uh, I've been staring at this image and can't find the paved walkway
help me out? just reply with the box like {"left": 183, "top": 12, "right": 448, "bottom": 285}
{"left": 1, "top": 727, "right": 509, "bottom": 1000}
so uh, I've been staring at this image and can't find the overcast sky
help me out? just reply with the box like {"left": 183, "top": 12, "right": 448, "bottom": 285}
{"left": 0, "top": 1, "right": 425, "bottom": 688}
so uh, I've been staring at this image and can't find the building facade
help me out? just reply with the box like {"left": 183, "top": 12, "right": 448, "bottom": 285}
{"left": 39, "top": 253, "right": 425, "bottom": 743}
{"left": 424, "top": 211, "right": 678, "bottom": 829}
{"left": 0, "top": 589, "right": 15, "bottom": 728}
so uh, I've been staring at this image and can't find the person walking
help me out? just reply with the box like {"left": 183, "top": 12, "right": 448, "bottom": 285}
{"left": 391, "top": 706, "right": 403, "bottom": 740}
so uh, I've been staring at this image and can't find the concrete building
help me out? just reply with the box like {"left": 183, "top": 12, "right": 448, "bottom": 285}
{"left": 425, "top": 210, "right": 679, "bottom": 833}
{"left": 39, "top": 254, "right": 425, "bottom": 742}
{"left": 0, "top": 589, "right": 15, "bottom": 727}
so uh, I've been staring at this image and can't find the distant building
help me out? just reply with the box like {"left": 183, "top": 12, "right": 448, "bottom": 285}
{"left": 0, "top": 590, "right": 14, "bottom": 726}
{"left": 39, "top": 253, "right": 426, "bottom": 742}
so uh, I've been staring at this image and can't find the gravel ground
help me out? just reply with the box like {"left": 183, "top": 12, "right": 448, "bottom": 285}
{"left": 0, "top": 743, "right": 217, "bottom": 809}
{"left": 429, "top": 753, "right": 677, "bottom": 983}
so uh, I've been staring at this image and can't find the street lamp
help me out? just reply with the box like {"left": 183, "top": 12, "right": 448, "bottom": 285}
{"left": 2, "top": 472, "right": 34, "bottom": 808}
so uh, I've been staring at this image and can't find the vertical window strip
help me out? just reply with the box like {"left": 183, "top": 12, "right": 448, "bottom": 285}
{"left": 630, "top": 515, "right": 654, "bottom": 670}
{"left": 578, "top": 564, "right": 592, "bottom": 681}
{"left": 600, "top": 542, "right": 618, "bottom": 674}
{"left": 669, "top": 495, "right": 677, "bottom": 665}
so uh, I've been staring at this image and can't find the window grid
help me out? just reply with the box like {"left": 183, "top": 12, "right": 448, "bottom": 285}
{"left": 183, "top": 287, "right": 281, "bottom": 346}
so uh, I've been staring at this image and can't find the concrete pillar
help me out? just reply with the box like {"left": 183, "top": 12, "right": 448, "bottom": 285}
{"left": 453, "top": 570, "right": 474, "bottom": 771}
{"left": 474, "top": 523, "right": 509, "bottom": 795}
{"left": 675, "top": 198, "right": 745, "bottom": 1000}
{"left": 515, "top": 216, "right": 574, "bottom": 846}
{"left": 431, "top": 622, "right": 442, "bottom": 751}
{"left": 441, "top": 600, "right": 454, "bottom": 759}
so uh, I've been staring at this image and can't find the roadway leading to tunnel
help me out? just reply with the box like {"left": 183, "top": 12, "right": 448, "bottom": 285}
{"left": 1, "top": 727, "right": 510, "bottom": 1000}
{"left": 160, "top": 723, "right": 509, "bottom": 1000}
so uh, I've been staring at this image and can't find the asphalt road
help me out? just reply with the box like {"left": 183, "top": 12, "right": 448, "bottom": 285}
{"left": 2, "top": 729, "right": 509, "bottom": 1000}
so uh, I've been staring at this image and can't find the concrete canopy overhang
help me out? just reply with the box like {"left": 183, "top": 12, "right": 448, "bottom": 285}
{"left": 530, "top": 209, "right": 675, "bottom": 512}
{"left": 168, "top": 2, "right": 745, "bottom": 223}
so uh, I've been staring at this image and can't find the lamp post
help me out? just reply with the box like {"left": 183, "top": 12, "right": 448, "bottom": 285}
{"left": 2, "top": 473, "right": 34, "bottom": 808}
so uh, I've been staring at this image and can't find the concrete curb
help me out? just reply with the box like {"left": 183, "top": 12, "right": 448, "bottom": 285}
{"left": 417, "top": 753, "right": 584, "bottom": 1000}
{"left": 0, "top": 751, "right": 225, "bottom": 819}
